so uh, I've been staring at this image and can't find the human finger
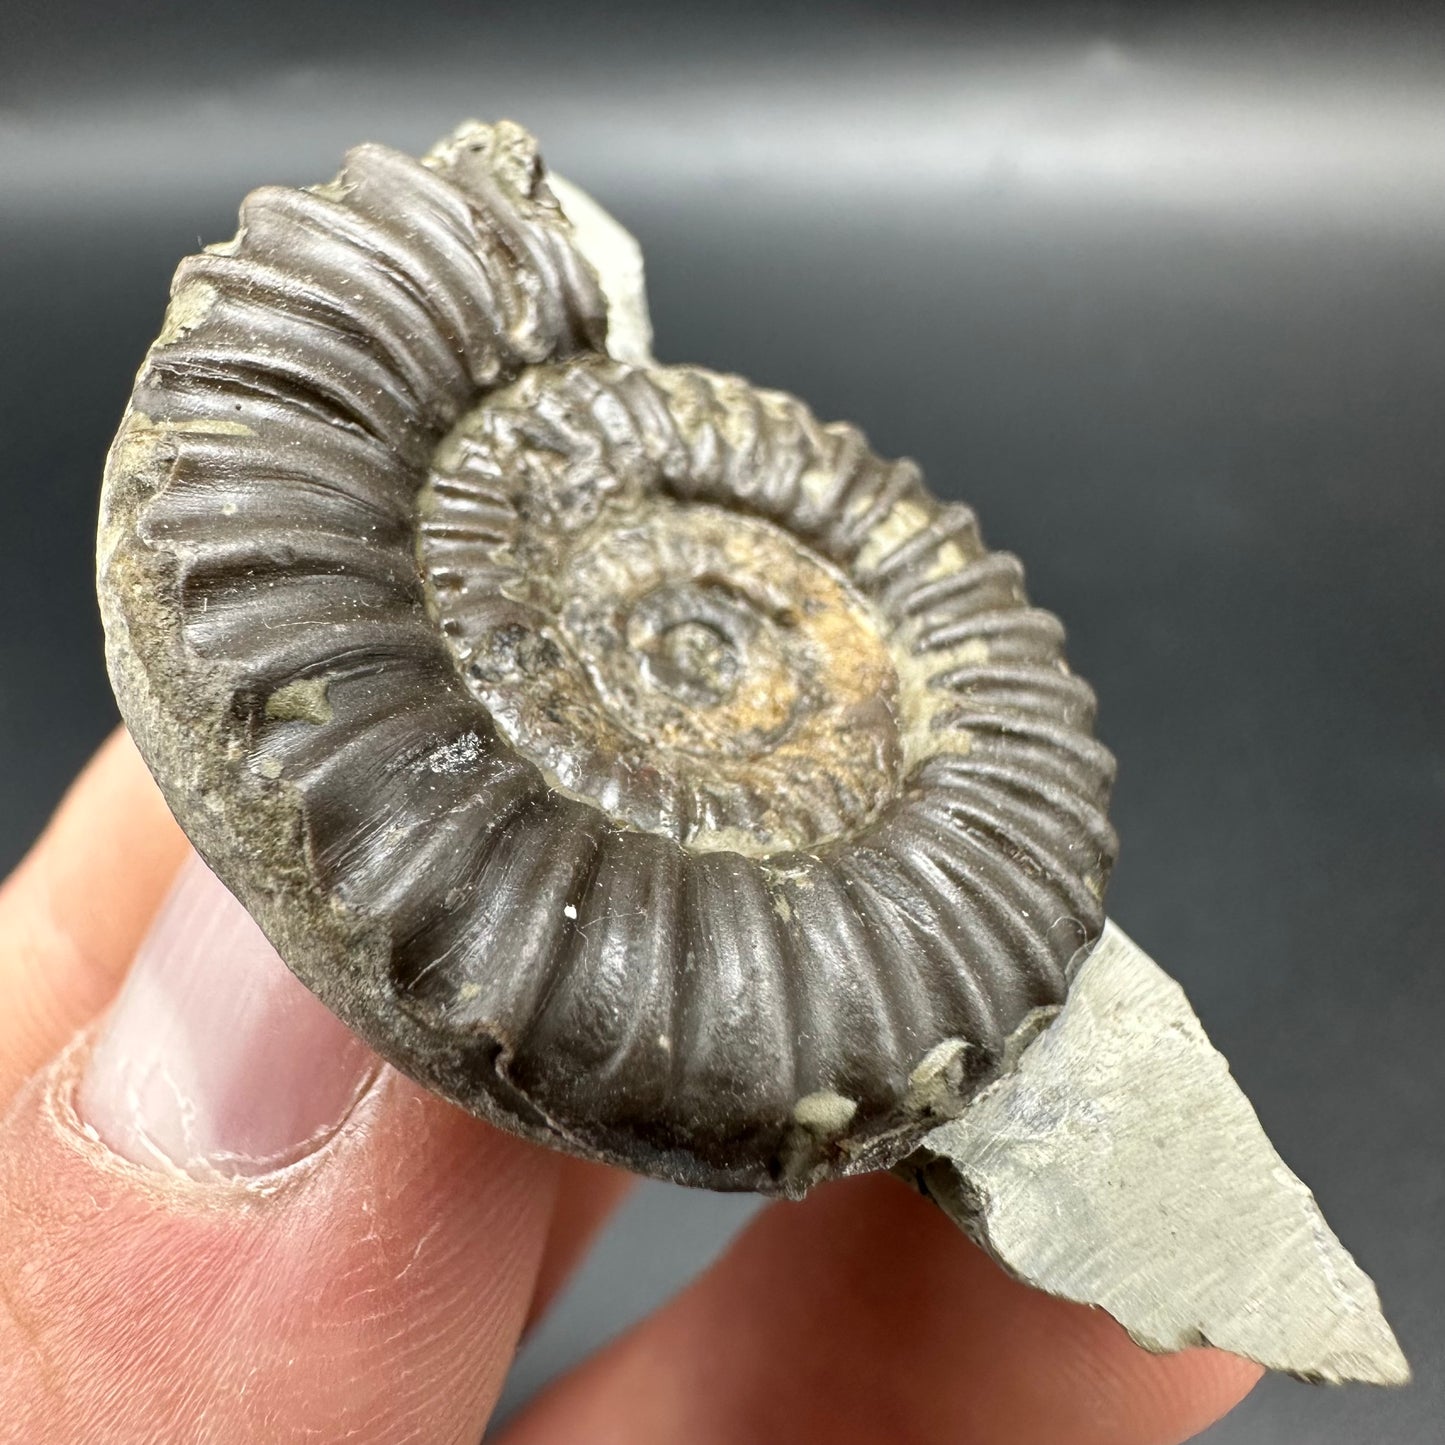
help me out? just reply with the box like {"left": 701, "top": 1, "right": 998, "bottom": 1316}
{"left": 501, "top": 1171, "right": 1261, "bottom": 1445}
{"left": 0, "top": 854, "right": 561, "bottom": 1443}
{"left": 0, "top": 729, "right": 186, "bottom": 1103}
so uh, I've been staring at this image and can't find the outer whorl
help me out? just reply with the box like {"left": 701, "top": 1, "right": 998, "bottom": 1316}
{"left": 98, "top": 121, "right": 1117, "bottom": 1194}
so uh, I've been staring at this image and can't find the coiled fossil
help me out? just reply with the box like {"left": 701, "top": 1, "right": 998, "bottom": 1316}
{"left": 98, "top": 121, "right": 1117, "bottom": 1193}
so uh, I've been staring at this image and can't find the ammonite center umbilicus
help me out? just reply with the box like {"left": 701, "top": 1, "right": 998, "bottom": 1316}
{"left": 98, "top": 120, "right": 1117, "bottom": 1193}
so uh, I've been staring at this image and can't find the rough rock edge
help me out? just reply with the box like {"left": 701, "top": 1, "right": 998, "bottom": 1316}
{"left": 547, "top": 172, "right": 655, "bottom": 366}
{"left": 898, "top": 921, "right": 1410, "bottom": 1386}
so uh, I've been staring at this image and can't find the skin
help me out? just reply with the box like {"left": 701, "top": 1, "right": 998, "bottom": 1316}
{"left": 0, "top": 731, "right": 1261, "bottom": 1442}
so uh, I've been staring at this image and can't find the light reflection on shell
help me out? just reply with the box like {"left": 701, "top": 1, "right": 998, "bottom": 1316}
{"left": 98, "top": 120, "right": 1117, "bottom": 1193}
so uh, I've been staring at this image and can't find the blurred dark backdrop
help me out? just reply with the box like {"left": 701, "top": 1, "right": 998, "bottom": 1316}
{"left": 2, "top": 3, "right": 1441, "bottom": 1440}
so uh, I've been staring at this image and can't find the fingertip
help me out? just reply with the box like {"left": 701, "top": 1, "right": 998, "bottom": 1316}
{"left": 1096, "top": 1337, "right": 1263, "bottom": 1445}
{"left": 0, "top": 1033, "right": 561, "bottom": 1442}
{"left": 3, "top": 834, "right": 565, "bottom": 1441}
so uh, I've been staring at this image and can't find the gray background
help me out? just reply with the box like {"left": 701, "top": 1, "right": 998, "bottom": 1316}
{"left": 2, "top": 3, "right": 1440, "bottom": 1440}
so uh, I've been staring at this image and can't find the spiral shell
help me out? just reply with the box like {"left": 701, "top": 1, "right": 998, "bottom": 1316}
{"left": 98, "top": 121, "right": 1117, "bottom": 1193}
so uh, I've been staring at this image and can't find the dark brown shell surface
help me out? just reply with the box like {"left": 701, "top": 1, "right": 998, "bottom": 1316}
{"left": 98, "top": 121, "right": 1117, "bottom": 1194}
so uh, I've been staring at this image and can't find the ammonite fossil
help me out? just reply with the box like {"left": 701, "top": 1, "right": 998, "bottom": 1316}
{"left": 98, "top": 121, "right": 1116, "bottom": 1194}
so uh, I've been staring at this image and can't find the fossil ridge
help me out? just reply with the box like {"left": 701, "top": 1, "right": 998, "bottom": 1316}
{"left": 97, "top": 120, "right": 1116, "bottom": 1192}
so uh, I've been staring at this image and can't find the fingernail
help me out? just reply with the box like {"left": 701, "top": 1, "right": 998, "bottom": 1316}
{"left": 78, "top": 852, "right": 377, "bottom": 1179}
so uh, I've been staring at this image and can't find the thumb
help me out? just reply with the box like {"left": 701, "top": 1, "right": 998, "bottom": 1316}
{"left": 0, "top": 852, "right": 560, "bottom": 1443}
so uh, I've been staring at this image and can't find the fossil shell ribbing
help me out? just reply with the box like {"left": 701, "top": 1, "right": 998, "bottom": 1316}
{"left": 98, "top": 121, "right": 1117, "bottom": 1193}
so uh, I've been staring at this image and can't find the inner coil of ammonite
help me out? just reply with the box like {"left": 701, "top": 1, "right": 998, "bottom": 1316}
{"left": 419, "top": 362, "right": 911, "bottom": 856}
{"left": 98, "top": 120, "right": 1118, "bottom": 1194}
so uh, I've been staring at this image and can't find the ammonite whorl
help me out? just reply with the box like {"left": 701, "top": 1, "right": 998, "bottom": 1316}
{"left": 98, "top": 121, "right": 1117, "bottom": 1194}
